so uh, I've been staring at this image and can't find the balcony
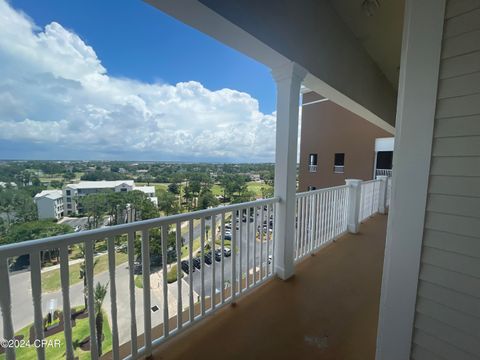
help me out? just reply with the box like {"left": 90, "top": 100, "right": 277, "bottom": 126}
{"left": 0, "top": 178, "right": 390, "bottom": 360}
{"left": 375, "top": 169, "right": 392, "bottom": 177}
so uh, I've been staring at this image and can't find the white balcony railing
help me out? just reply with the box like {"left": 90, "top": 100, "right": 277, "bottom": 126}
{"left": 0, "top": 178, "right": 391, "bottom": 359}
{"left": 308, "top": 164, "right": 317, "bottom": 172}
{"left": 375, "top": 168, "right": 392, "bottom": 177}
{"left": 294, "top": 185, "right": 349, "bottom": 262}
{"left": 0, "top": 197, "right": 278, "bottom": 360}
{"left": 358, "top": 179, "right": 382, "bottom": 222}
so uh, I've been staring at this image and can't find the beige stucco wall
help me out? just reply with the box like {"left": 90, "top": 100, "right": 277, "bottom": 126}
{"left": 299, "top": 92, "right": 391, "bottom": 191}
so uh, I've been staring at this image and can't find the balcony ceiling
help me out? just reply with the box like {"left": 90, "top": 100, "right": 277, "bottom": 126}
{"left": 328, "top": 0, "right": 405, "bottom": 89}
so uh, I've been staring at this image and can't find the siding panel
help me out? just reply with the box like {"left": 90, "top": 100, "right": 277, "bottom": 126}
{"left": 415, "top": 313, "right": 480, "bottom": 356}
{"left": 419, "top": 264, "right": 480, "bottom": 303}
{"left": 444, "top": 7, "right": 480, "bottom": 38}
{"left": 429, "top": 156, "right": 480, "bottom": 176}
{"left": 425, "top": 212, "right": 480, "bottom": 238}
{"left": 428, "top": 176, "right": 480, "bottom": 197}
{"left": 418, "top": 281, "right": 480, "bottom": 317}
{"left": 442, "top": 29, "right": 480, "bottom": 59}
{"left": 413, "top": 330, "right": 479, "bottom": 360}
{"left": 440, "top": 50, "right": 480, "bottom": 79}
{"left": 416, "top": 297, "right": 480, "bottom": 336}
{"left": 446, "top": 0, "right": 480, "bottom": 19}
{"left": 427, "top": 194, "right": 480, "bottom": 218}
{"left": 436, "top": 93, "right": 480, "bottom": 118}
{"left": 437, "top": 71, "right": 480, "bottom": 99}
{"left": 434, "top": 115, "right": 480, "bottom": 138}
{"left": 423, "top": 229, "right": 480, "bottom": 258}
{"left": 422, "top": 246, "right": 480, "bottom": 278}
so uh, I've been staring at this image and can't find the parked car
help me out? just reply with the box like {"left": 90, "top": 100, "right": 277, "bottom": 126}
{"left": 204, "top": 252, "right": 213, "bottom": 265}
{"left": 223, "top": 247, "right": 232, "bottom": 257}
{"left": 181, "top": 260, "right": 194, "bottom": 274}
{"left": 193, "top": 257, "right": 202, "bottom": 270}
{"left": 224, "top": 234, "right": 232, "bottom": 241}
{"left": 133, "top": 261, "right": 142, "bottom": 275}
{"left": 214, "top": 249, "right": 222, "bottom": 262}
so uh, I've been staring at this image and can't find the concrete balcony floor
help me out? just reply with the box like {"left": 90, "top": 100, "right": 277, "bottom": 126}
{"left": 149, "top": 214, "right": 388, "bottom": 360}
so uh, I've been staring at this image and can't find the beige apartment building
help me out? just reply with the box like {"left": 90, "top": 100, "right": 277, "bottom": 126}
{"left": 299, "top": 91, "right": 393, "bottom": 191}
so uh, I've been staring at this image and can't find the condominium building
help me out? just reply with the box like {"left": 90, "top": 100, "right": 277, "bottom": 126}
{"left": 299, "top": 93, "right": 393, "bottom": 191}
{"left": 33, "top": 190, "right": 64, "bottom": 220}
{"left": 64, "top": 180, "right": 157, "bottom": 215}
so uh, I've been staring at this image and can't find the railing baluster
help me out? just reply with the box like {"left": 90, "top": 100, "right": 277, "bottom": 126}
{"left": 127, "top": 231, "right": 138, "bottom": 356}
{"left": 220, "top": 213, "right": 225, "bottom": 304}
{"left": 266, "top": 204, "right": 271, "bottom": 276}
{"left": 188, "top": 220, "right": 194, "bottom": 323}
{"left": 200, "top": 218, "right": 206, "bottom": 315}
{"left": 231, "top": 210, "right": 237, "bottom": 301}
{"left": 176, "top": 222, "right": 183, "bottom": 330}
{"left": 30, "top": 251, "right": 45, "bottom": 360}
{"left": 107, "top": 236, "right": 120, "bottom": 360}
{"left": 59, "top": 245, "right": 74, "bottom": 360}
{"left": 85, "top": 240, "right": 98, "bottom": 359}
{"left": 315, "top": 192, "right": 321, "bottom": 248}
{"left": 160, "top": 226, "right": 168, "bottom": 338}
{"left": 271, "top": 203, "right": 276, "bottom": 275}
{"left": 239, "top": 209, "right": 243, "bottom": 292}
{"left": 260, "top": 205, "right": 264, "bottom": 276}
{"left": 246, "top": 207, "right": 251, "bottom": 289}
{"left": 295, "top": 198, "right": 300, "bottom": 260}
{"left": 253, "top": 206, "right": 257, "bottom": 285}
{"left": 142, "top": 229, "right": 152, "bottom": 353}
{"left": 0, "top": 256, "right": 15, "bottom": 360}
{"left": 211, "top": 215, "right": 216, "bottom": 310}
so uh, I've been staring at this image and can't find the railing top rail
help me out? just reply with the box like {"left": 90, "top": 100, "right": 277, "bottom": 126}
{"left": 296, "top": 184, "right": 348, "bottom": 198}
{"left": 0, "top": 197, "right": 279, "bottom": 258}
{"left": 362, "top": 179, "right": 382, "bottom": 185}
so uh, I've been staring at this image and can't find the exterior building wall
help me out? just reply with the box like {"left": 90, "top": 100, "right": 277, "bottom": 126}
{"left": 298, "top": 92, "right": 392, "bottom": 191}
{"left": 411, "top": 1, "right": 480, "bottom": 358}
{"left": 36, "top": 197, "right": 63, "bottom": 220}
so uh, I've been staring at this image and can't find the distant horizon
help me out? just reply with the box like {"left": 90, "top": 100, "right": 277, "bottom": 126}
{"left": 0, "top": 158, "right": 276, "bottom": 165}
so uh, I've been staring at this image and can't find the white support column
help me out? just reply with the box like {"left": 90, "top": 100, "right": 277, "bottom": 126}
{"left": 345, "top": 179, "right": 362, "bottom": 233}
{"left": 377, "top": 176, "right": 388, "bottom": 214}
{"left": 376, "top": 1, "right": 445, "bottom": 359}
{"left": 272, "top": 61, "right": 307, "bottom": 280}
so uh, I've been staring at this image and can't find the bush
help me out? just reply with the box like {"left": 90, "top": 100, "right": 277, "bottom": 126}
{"left": 167, "top": 264, "right": 183, "bottom": 283}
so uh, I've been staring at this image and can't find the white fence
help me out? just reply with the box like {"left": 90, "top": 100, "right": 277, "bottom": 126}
{"left": 294, "top": 185, "right": 349, "bottom": 261}
{"left": 0, "top": 177, "right": 391, "bottom": 360}
{"left": 0, "top": 198, "right": 278, "bottom": 360}
{"left": 358, "top": 180, "right": 382, "bottom": 222}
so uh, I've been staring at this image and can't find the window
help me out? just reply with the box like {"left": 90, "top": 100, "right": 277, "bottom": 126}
{"left": 334, "top": 153, "right": 345, "bottom": 173}
{"left": 120, "top": 188, "right": 128, "bottom": 192}
{"left": 308, "top": 153, "right": 318, "bottom": 172}
{"left": 66, "top": 190, "right": 71, "bottom": 196}
{"left": 307, "top": 186, "right": 316, "bottom": 191}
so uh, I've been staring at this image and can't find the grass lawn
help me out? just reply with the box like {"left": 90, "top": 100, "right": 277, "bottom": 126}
{"left": 246, "top": 181, "right": 271, "bottom": 198}
{"left": 41, "top": 252, "right": 128, "bottom": 293}
{"left": 0, "top": 307, "right": 112, "bottom": 360}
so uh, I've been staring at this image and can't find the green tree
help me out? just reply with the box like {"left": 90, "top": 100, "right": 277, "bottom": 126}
{"left": 167, "top": 182, "right": 179, "bottom": 195}
{"left": 79, "top": 244, "right": 100, "bottom": 310}
{"left": 197, "top": 190, "right": 219, "bottom": 210}
{"left": 157, "top": 189, "right": 179, "bottom": 216}
{"left": 78, "top": 193, "right": 108, "bottom": 229}
{"left": 94, "top": 282, "right": 109, "bottom": 356}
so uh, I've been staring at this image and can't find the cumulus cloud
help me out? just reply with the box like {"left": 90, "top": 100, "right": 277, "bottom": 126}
{"left": 0, "top": 0, "right": 276, "bottom": 162}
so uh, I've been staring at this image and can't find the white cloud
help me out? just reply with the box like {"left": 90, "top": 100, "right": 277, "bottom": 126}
{"left": 0, "top": 0, "right": 276, "bottom": 162}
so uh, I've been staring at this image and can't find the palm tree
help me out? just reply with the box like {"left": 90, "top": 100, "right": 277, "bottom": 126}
{"left": 94, "top": 282, "right": 108, "bottom": 356}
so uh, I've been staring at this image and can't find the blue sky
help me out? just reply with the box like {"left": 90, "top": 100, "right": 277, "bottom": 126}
{"left": 0, "top": 0, "right": 277, "bottom": 162}
{"left": 10, "top": 0, "right": 276, "bottom": 114}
